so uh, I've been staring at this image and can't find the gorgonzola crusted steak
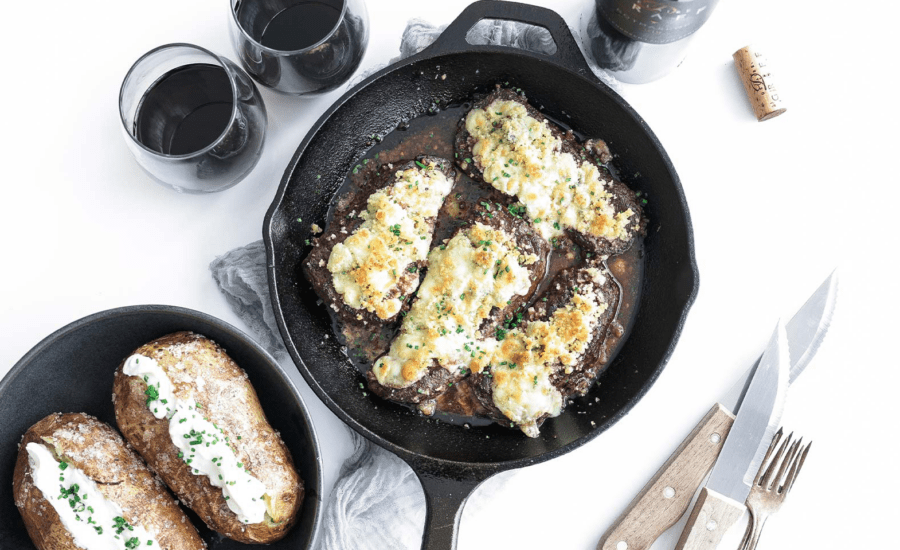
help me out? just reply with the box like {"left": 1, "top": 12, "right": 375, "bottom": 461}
{"left": 470, "top": 262, "right": 621, "bottom": 437}
{"left": 366, "top": 201, "right": 550, "bottom": 405}
{"left": 304, "top": 156, "right": 456, "bottom": 338}
{"left": 455, "top": 87, "right": 643, "bottom": 255}
{"left": 303, "top": 88, "right": 646, "bottom": 437}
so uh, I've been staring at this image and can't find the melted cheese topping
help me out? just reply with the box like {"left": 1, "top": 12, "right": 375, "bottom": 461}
{"left": 482, "top": 270, "right": 609, "bottom": 437}
{"left": 373, "top": 222, "right": 537, "bottom": 388}
{"left": 327, "top": 161, "right": 453, "bottom": 319}
{"left": 465, "top": 99, "right": 638, "bottom": 243}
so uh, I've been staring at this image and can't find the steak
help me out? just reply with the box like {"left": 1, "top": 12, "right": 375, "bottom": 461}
{"left": 367, "top": 199, "right": 551, "bottom": 405}
{"left": 455, "top": 87, "right": 644, "bottom": 256}
{"left": 470, "top": 260, "right": 621, "bottom": 436}
{"left": 303, "top": 156, "right": 456, "bottom": 343}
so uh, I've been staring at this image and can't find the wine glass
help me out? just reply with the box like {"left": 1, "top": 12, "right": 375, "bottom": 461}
{"left": 229, "top": 0, "right": 369, "bottom": 95}
{"left": 119, "top": 43, "right": 268, "bottom": 193}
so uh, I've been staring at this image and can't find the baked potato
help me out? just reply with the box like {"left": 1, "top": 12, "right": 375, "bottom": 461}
{"left": 112, "top": 332, "right": 302, "bottom": 544}
{"left": 12, "top": 412, "right": 205, "bottom": 550}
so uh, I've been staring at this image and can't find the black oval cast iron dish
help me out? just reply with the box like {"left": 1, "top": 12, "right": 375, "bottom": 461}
{"left": 264, "top": 2, "right": 698, "bottom": 549}
{"left": 0, "top": 305, "right": 323, "bottom": 550}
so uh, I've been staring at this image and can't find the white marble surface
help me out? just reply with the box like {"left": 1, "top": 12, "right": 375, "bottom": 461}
{"left": 1, "top": 0, "right": 897, "bottom": 548}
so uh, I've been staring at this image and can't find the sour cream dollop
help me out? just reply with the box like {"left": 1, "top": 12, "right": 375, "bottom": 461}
{"left": 26, "top": 442, "right": 159, "bottom": 550}
{"left": 123, "top": 354, "right": 269, "bottom": 524}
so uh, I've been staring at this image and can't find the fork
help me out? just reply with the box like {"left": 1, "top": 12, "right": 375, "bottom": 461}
{"left": 739, "top": 428, "right": 812, "bottom": 550}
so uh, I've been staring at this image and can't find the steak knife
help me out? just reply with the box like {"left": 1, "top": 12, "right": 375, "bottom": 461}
{"left": 673, "top": 321, "right": 789, "bottom": 549}
{"left": 597, "top": 272, "right": 837, "bottom": 550}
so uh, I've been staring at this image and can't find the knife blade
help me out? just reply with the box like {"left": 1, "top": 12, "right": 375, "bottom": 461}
{"left": 721, "top": 269, "right": 838, "bottom": 412}
{"left": 673, "top": 321, "right": 790, "bottom": 549}
{"left": 597, "top": 271, "right": 837, "bottom": 550}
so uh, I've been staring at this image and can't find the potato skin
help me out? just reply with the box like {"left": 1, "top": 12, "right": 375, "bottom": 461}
{"left": 112, "top": 332, "right": 303, "bottom": 544}
{"left": 12, "top": 413, "right": 205, "bottom": 550}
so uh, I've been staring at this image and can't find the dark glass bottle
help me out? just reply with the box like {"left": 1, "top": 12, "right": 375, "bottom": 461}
{"left": 582, "top": 0, "right": 719, "bottom": 84}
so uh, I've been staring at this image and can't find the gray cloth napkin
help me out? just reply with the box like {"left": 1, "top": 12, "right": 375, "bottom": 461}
{"left": 209, "top": 240, "right": 287, "bottom": 360}
{"left": 209, "top": 17, "right": 616, "bottom": 550}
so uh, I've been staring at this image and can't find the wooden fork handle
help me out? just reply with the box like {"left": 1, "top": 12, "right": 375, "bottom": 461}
{"left": 597, "top": 404, "right": 735, "bottom": 550}
{"left": 674, "top": 487, "right": 746, "bottom": 550}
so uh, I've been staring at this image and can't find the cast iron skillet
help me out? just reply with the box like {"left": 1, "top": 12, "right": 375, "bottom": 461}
{"left": 0, "top": 305, "right": 323, "bottom": 550}
{"left": 264, "top": 2, "right": 698, "bottom": 548}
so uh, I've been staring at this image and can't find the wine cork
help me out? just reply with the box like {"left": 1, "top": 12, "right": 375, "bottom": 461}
{"left": 733, "top": 45, "right": 786, "bottom": 121}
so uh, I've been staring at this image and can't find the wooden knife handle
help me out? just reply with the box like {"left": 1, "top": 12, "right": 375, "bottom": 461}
{"left": 674, "top": 487, "right": 746, "bottom": 550}
{"left": 597, "top": 404, "right": 735, "bottom": 550}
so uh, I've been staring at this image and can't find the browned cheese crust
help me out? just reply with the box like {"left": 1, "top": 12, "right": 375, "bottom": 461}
{"left": 471, "top": 261, "right": 621, "bottom": 431}
{"left": 112, "top": 332, "right": 302, "bottom": 544}
{"left": 366, "top": 198, "right": 551, "bottom": 405}
{"left": 454, "top": 87, "right": 645, "bottom": 256}
{"left": 12, "top": 412, "right": 205, "bottom": 550}
{"left": 303, "top": 156, "right": 457, "bottom": 340}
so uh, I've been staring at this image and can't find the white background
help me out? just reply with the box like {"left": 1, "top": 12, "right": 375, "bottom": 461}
{"left": 1, "top": 0, "right": 897, "bottom": 548}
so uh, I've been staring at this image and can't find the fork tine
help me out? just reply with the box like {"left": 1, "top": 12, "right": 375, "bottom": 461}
{"left": 779, "top": 443, "right": 803, "bottom": 495}
{"left": 755, "top": 427, "right": 783, "bottom": 485}
{"left": 761, "top": 431, "right": 792, "bottom": 489}
{"left": 773, "top": 438, "right": 802, "bottom": 491}
{"left": 784, "top": 441, "right": 812, "bottom": 494}
{"left": 741, "top": 431, "right": 811, "bottom": 550}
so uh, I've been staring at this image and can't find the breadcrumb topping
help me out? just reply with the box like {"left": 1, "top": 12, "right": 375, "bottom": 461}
{"left": 466, "top": 99, "right": 638, "bottom": 243}
{"left": 327, "top": 162, "right": 453, "bottom": 319}
{"left": 373, "top": 223, "right": 535, "bottom": 388}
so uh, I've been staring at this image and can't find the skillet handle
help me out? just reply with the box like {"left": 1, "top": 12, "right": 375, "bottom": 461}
{"left": 423, "top": 0, "right": 594, "bottom": 77}
{"left": 413, "top": 465, "right": 488, "bottom": 550}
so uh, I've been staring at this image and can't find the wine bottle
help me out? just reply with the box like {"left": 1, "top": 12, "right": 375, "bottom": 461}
{"left": 582, "top": 0, "right": 719, "bottom": 84}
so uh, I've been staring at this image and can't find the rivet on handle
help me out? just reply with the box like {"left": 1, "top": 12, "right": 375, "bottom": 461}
{"left": 616, "top": 541, "right": 628, "bottom": 550}
{"left": 710, "top": 433, "right": 721, "bottom": 444}
{"left": 663, "top": 486, "right": 676, "bottom": 499}
{"left": 706, "top": 520, "right": 718, "bottom": 531}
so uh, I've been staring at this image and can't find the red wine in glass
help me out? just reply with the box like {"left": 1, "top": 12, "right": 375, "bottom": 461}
{"left": 134, "top": 64, "right": 235, "bottom": 156}
{"left": 259, "top": 2, "right": 342, "bottom": 51}
{"left": 230, "top": 0, "right": 369, "bottom": 95}
{"left": 120, "top": 44, "right": 267, "bottom": 193}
